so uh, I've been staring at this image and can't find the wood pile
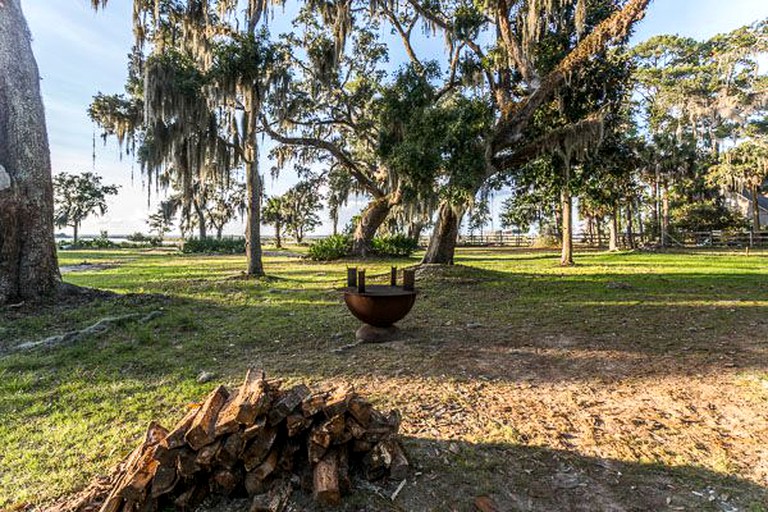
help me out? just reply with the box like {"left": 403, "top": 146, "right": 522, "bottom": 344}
{"left": 50, "top": 370, "right": 408, "bottom": 512}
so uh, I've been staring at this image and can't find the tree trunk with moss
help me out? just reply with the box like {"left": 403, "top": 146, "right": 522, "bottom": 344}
{"left": 421, "top": 202, "right": 465, "bottom": 265}
{"left": 351, "top": 197, "right": 391, "bottom": 257}
{"left": 0, "top": 0, "right": 61, "bottom": 305}
{"left": 560, "top": 186, "right": 574, "bottom": 266}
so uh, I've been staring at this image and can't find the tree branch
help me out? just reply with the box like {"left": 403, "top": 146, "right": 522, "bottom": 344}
{"left": 260, "top": 117, "right": 384, "bottom": 198}
{"left": 493, "top": 0, "right": 650, "bottom": 151}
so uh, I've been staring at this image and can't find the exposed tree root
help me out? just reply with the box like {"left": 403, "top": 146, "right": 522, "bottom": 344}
{"left": 8, "top": 310, "right": 163, "bottom": 353}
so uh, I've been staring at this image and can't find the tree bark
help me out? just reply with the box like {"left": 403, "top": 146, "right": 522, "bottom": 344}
{"left": 407, "top": 221, "right": 424, "bottom": 243}
{"left": 73, "top": 222, "right": 79, "bottom": 246}
{"left": 595, "top": 218, "right": 604, "bottom": 248}
{"left": 751, "top": 185, "right": 761, "bottom": 233}
{"left": 0, "top": 0, "right": 61, "bottom": 305}
{"left": 245, "top": 90, "right": 264, "bottom": 277}
{"left": 560, "top": 185, "right": 574, "bottom": 266}
{"left": 194, "top": 200, "right": 207, "bottom": 240}
{"left": 421, "top": 202, "right": 465, "bottom": 265}
{"left": 661, "top": 182, "right": 669, "bottom": 248}
{"left": 608, "top": 204, "right": 619, "bottom": 252}
{"left": 351, "top": 197, "right": 391, "bottom": 257}
{"left": 274, "top": 222, "right": 282, "bottom": 249}
{"left": 625, "top": 204, "right": 635, "bottom": 249}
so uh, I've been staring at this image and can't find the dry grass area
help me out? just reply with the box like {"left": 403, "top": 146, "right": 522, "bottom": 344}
{"left": 1, "top": 247, "right": 767, "bottom": 511}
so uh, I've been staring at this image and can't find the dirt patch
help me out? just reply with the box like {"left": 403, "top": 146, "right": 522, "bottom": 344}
{"left": 60, "top": 261, "right": 121, "bottom": 274}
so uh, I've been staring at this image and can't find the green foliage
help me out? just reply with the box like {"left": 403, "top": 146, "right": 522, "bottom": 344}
{"left": 671, "top": 201, "right": 747, "bottom": 232}
{"left": 371, "top": 234, "right": 418, "bottom": 257}
{"left": 59, "top": 231, "right": 118, "bottom": 250}
{"left": 307, "top": 235, "right": 351, "bottom": 261}
{"left": 53, "top": 172, "right": 119, "bottom": 242}
{"left": 127, "top": 232, "right": 163, "bottom": 247}
{"left": 282, "top": 179, "right": 323, "bottom": 244}
{"left": 182, "top": 237, "right": 245, "bottom": 254}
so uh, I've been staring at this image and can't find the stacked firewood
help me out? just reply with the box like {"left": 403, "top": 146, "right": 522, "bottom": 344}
{"left": 51, "top": 370, "right": 408, "bottom": 512}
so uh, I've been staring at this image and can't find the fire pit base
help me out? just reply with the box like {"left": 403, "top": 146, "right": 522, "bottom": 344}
{"left": 356, "top": 324, "right": 400, "bottom": 343}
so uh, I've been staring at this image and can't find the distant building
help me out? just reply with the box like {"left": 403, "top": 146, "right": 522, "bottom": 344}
{"left": 723, "top": 187, "right": 768, "bottom": 228}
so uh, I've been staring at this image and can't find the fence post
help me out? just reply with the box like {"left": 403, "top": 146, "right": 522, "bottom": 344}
{"left": 750, "top": 231, "right": 754, "bottom": 249}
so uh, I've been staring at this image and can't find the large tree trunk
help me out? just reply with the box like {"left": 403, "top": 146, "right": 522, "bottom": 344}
{"left": 194, "top": 200, "right": 207, "bottom": 240}
{"left": 245, "top": 160, "right": 264, "bottom": 276}
{"left": 245, "top": 91, "right": 264, "bottom": 277}
{"left": 351, "top": 197, "right": 390, "bottom": 257}
{"left": 751, "top": 185, "right": 761, "bottom": 233}
{"left": 0, "top": 0, "right": 61, "bottom": 305}
{"left": 625, "top": 204, "right": 635, "bottom": 249}
{"left": 560, "top": 186, "right": 574, "bottom": 266}
{"left": 274, "top": 222, "right": 282, "bottom": 249}
{"left": 608, "top": 204, "right": 619, "bottom": 252}
{"left": 421, "top": 202, "right": 465, "bottom": 265}
{"left": 73, "top": 222, "right": 80, "bottom": 246}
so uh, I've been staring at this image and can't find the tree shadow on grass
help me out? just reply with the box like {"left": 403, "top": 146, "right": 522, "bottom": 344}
{"left": 386, "top": 438, "right": 768, "bottom": 512}
{"left": 184, "top": 438, "right": 768, "bottom": 512}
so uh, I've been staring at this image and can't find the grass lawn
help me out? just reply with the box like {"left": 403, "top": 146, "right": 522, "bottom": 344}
{"left": 1, "top": 247, "right": 767, "bottom": 511}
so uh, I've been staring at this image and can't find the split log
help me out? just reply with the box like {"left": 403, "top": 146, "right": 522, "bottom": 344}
{"left": 212, "top": 467, "right": 242, "bottom": 495}
{"left": 161, "top": 407, "right": 199, "bottom": 451}
{"left": 176, "top": 447, "right": 201, "bottom": 479}
{"left": 362, "top": 438, "right": 409, "bottom": 481}
{"left": 149, "top": 466, "right": 177, "bottom": 498}
{"left": 216, "top": 432, "right": 245, "bottom": 468}
{"left": 233, "top": 369, "right": 272, "bottom": 425}
{"left": 323, "top": 386, "right": 353, "bottom": 419}
{"left": 347, "top": 396, "right": 372, "bottom": 427}
{"left": 99, "top": 422, "right": 168, "bottom": 512}
{"left": 313, "top": 449, "right": 341, "bottom": 506}
{"left": 285, "top": 413, "right": 309, "bottom": 437}
{"left": 251, "top": 447, "right": 280, "bottom": 481}
{"left": 268, "top": 384, "right": 310, "bottom": 426}
{"left": 243, "top": 421, "right": 278, "bottom": 471}
{"left": 194, "top": 438, "right": 221, "bottom": 468}
{"left": 301, "top": 392, "right": 328, "bottom": 417}
{"left": 174, "top": 484, "right": 207, "bottom": 512}
{"left": 337, "top": 445, "right": 351, "bottom": 495}
{"left": 249, "top": 479, "right": 292, "bottom": 512}
{"left": 185, "top": 385, "right": 229, "bottom": 450}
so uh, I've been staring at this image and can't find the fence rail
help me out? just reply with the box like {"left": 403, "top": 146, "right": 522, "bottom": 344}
{"left": 455, "top": 230, "right": 768, "bottom": 249}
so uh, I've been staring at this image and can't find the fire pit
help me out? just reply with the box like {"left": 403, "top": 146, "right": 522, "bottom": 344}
{"left": 343, "top": 267, "right": 417, "bottom": 342}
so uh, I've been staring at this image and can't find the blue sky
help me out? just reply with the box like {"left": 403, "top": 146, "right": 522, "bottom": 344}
{"left": 23, "top": 0, "right": 768, "bottom": 237}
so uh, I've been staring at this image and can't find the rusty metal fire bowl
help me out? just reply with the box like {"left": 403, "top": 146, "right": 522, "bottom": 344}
{"left": 342, "top": 267, "right": 417, "bottom": 342}
{"left": 343, "top": 285, "right": 417, "bottom": 327}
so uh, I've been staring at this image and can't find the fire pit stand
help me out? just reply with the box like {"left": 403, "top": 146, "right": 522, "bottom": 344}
{"left": 342, "top": 267, "right": 417, "bottom": 342}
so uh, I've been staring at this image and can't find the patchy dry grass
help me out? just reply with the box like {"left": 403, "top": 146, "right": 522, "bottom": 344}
{"left": 1, "top": 247, "right": 767, "bottom": 511}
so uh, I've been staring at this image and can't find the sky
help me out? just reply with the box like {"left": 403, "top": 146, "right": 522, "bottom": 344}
{"left": 22, "top": 0, "right": 768, "bottom": 237}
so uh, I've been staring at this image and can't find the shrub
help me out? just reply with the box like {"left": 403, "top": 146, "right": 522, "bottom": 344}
{"left": 59, "top": 231, "right": 118, "bottom": 250}
{"left": 671, "top": 201, "right": 747, "bottom": 233}
{"left": 182, "top": 237, "right": 245, "bottom": 254}
{"left": 308, "top": 235, "right": 351, "bottom": 261}
{"left": 371, "top": 234, "right": 418, "bottom": 257}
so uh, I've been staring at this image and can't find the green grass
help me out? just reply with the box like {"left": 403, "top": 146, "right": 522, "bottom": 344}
{"left": 1, "top": 246, "right": 767, "bottom": 510}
